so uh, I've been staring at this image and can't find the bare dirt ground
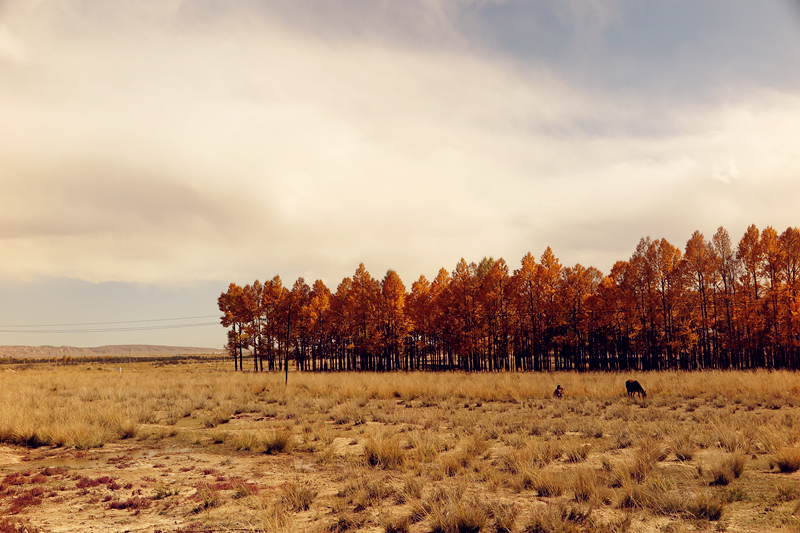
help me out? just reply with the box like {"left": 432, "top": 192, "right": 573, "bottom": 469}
{"left": 1, "top": 366, "right": 800, "bottom": 532}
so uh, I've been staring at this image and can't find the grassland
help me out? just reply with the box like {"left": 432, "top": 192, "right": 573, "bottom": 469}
{"left": 1, "top": 363, "right": 800, "bottom": 532}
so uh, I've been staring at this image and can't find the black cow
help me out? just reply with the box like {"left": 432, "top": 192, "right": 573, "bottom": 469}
{"left": 625, "top": 379, "right": 646, "bottom": 398}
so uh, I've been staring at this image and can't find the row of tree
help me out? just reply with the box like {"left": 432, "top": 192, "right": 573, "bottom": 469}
{"left": 218, "top": 225, "right": 800, "bottom": 372}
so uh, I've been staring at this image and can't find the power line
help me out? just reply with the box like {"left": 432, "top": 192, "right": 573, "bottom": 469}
{"left": 0, "top": 315, "right": 220, "bottom": 334}
{"left": 0, "top": 322, "right": 218, "bottom": 334}
{"left": 0, "top": 315, "right": 218, "bottom": 328}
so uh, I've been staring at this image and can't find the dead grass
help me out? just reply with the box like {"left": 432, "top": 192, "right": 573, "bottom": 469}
{"left": 281, "top": 479, "right": 318, "bottom": 511}
{"left": 427, "top": 494, "right": 491, "bottom": 533}
{"left": 363, "top": 431, "right": 405, "bottom": 469}
{"left": 0, "top": 366, "right": 799, "bottom": 532}
{"left": 771, "top": 446, "right": 800, "bottom": 473}
{"left": 708, "top": 452, "right": 747, "bottom": 485}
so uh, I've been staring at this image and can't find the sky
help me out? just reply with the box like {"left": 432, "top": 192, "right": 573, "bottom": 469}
{"left": 1, "top": 0, "right": 799, "bottom": 349}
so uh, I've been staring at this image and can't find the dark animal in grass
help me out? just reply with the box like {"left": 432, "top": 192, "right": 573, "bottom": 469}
{"left": 553, "top": 385, "right": 564, "bottom": 399}
{"left": 625, "top": 380, "right": 646, "bottom": 398}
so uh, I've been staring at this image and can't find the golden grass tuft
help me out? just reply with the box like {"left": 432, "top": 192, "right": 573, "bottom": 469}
{"left": 380, "top": 514, "right": 411, "bottom": 533}
{"left": 522, "top": 503, "right": 592, "bottom": 533}
{"left": 330, "top": 402, "right": 366, "bottom": 426}
{"left": 280, "top": 479, "right": 318, "bottom": 511}
{"left": 771, "top": 446, "right": 800, "bottom": 473}
{"left": 708, "top": 452, "right": 747, "bottom": 485}
{"left": 686, "top": 491, "right": 725, "bottom": 521}
{"left": 364, "top": 432, "right": 405, "bottom": 469}
{"left": 669, "top": 432, "right": 695, "bottom": 462}
{"left": 262, "top": 428, "right": 294, "bottom": 454}
{"left": 338, "top": 469, "right": 395, "bottom": 511}
{"left": 530, "top": 470, "right": 565, "bottom": 497}
{"left": 427, "top": 495, "right": 491, "bottom": 533}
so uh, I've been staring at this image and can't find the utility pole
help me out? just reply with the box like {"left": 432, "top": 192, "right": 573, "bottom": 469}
{"left": 285, "top": 303, "right": 291, "bottom": 385}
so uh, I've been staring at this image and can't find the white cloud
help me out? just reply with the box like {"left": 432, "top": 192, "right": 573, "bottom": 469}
{"left": 711, "top": 159, "right": 739, "bottom": 184}
{"left": 0, "top": 24, "right": 28, "bottom": 63}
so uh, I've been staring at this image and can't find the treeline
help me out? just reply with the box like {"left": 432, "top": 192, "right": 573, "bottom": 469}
{"left": 218, "top": 225, "right": 800, "bottom": 372}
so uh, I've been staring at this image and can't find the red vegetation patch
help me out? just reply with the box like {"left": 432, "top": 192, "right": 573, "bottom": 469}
{"left": 2, "top": 473, "right": 27, "bottom": 487}
{"left": 108, "top": 496, "right": 151, "bottom": 510}
{"left": 8, "top": 488, "right": 44, "bottom": 514}
{"left": 75, "top": 475, "right": 121, "bottom": 490}
{"left": 75, "top": 477, "right": 100, "bottom": 489}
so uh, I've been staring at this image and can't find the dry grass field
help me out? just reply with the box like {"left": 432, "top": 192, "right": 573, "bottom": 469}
{"left": 1, "top": 363, "right": 800, "bottom": 532}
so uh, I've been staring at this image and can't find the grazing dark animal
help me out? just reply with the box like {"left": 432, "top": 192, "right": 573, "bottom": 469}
{"left": 625, "top": 380, "right": 646, "bottom": 398}
{"left": 553, "top": 385, "right": 564, "bottom": 399}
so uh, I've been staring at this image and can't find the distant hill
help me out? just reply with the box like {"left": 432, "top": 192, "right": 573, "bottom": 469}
{"left": 0, "top": 345, "right": 222, "bottom": 358}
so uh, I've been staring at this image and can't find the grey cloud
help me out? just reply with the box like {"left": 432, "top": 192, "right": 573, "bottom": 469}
{"left": 466, "top": 0, "right": 800, "bottom": 96}
{"left": 0, "top": 0, "right": 798, "bottom": 288}
{"left": 0, "top": 158, "right": 262, "bottom": 240}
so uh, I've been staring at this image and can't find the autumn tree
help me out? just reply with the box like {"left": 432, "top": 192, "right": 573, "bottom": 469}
{"left": 586, "top": 262, "right": 636, "bottom": 370}
{"left": 737, "top": 225, "right": 765, "bottom": 367}
{"left": 683, "top": 231, "right": 718, "bottom": 368}
{"left": 560, "top": 264, "right": 602, "bottom": 370}
{"left": 379, "top": 270, "right": 409, "bottom": 370}
{"left": 218, "top": 283, "right": 247, "bottom": 370}
{"left": 711, "top": 227, "right": 740, "bottom": 367}
{"left": 511, "top": 252, "right": 539, "bottom": 370}
{"left": 305, "top": 279, "right": 332, "bottom": 371}
{"left": 477, "top": 258, "right": 513, "bottom": 371}
{"left": 446, "top": 259, "right": 481, "bottom": 370}
{"left": 780, "top": 228, "right": 800, "bottom": 367}
{"left": 406, "top": 275, "right": 433, "bottom": 370}
{"left": 429, "top": 268, "right": 453, "bottom": 369}
{"left": 537, "top": 247, "right": 563, "bottom": 370}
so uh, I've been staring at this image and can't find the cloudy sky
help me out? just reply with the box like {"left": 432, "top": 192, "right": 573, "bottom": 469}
{"left": 1, "top": 0, "right": 799, "bottom": 349}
